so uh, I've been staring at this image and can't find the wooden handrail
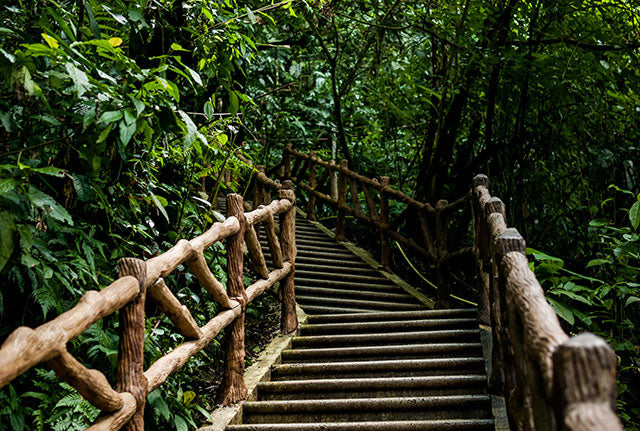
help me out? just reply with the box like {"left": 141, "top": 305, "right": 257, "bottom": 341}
{"left": 0, "top": 186, "right": 298, "bottom": 430}
{"left": 278, "top": 145, "right": 470, "bottom": 307}
{"left": 471, "top": 174, "right": 622, "bottom": 431}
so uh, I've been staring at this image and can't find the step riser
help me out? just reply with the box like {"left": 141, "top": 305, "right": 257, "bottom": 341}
{"left": 243, "top": 408, "right": 492, "bottom": 423}
{"left": 281, "top": 344, "right": 484, "bottom": 362}
{"left": 259, "top": 387, "right": 487, "bottom": 400}
{"left": 306, "top": 309, "right": 477, "bottom": 323}
{"left": 227, "top": 420, "right": 495, "bottom": 431}
{"left": 291, "top": 331, "right": 480, "bottom": 348}
{"left": 272, "top": 368, "right": 486, "bottom": 380}
{"left": 294, "top": 278, "right": 396, "bottom": 289}
{"left": 300, "top": 319, "right": 478, "bottom": 335}
{"left": 297, "top": 296, "right": 423, "bottom": 311}
{"left": 296, "top": 287, "right": 411, "bottom": 301}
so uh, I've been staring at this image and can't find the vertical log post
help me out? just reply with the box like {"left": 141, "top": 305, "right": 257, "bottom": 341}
{"left": 553, "top": 333, "right": 623, "bottom": 431}
{"left": 307, "top": 151, "right": 317, "bottom": 220}
{"left": 116, "top": 258, "right": 148, "bottom": 431}
{"left": 279, "top": 181, "right": 298, "bottom": 333}
{"left": 335, "top": 160, "right": 348, "bottom": 242}
{"left": 330, "top": 160, "right": 338, "bottom": 201}
{"left": 283, "top": 144, "right": 292, "bottom": 180}
{"left": 253, "top": 166, "right": 265, "bottom": 210}
{"left": 219, "top": 194, "right": 248, "bottom": 405}
{"left": 379, "top": 176, "right": 391, "bottom": 272}
{"left": 435, "top": 199, "right": 450, "bottom": 308}
{"left": 472, "top": 174, "right": 491, "bottom": 325}
{"left": 494, "top": 228, "right": 526, "bottom": 429}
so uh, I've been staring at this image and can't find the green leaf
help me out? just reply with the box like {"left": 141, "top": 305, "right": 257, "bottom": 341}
{"left": 178, "top": 110, "right": 207, "bottom": 150}
{"left": 547, "top": 297, "right": 574, "bottom": 325}
{"left": 155, "top": 77, "right": 180, "bottom": 102}
{"left": 33, "top": 166, "right": 65, "bottom": 177}
{"left": 183, "top": 390, "right": 196, "bottom": 405}
{"left": 119, "top": 120, "right": 136, "bottom": 146}
{"left": 630, "top": 200, "right": 640, "bottom": 230}
{"left": 131, "top": 97, "right": 145, "bottom": 117}
{"left": 0, "top": 178, "right": 18, "bottom": 195}
{"left": 586, "top": 258, "right": 612, "bottom": 267}
{"left": 229, "top": 90, "right": 239, "bottom": 115}
{"left": 0, "top": 212, "right": 15, "bottom": 273}
{"left": 186, "top": 66, "right": 203, "bottom": 86}
{"left": 123, "top": 109, "right": 136, "bottom": 126}
{"left": 625, "top": 296, "right": 640, "bottom": 307}
{"left": 150, "top": 192, "right": 170, "bottom": 223}
{"left": 97, "top": 123, "right": 114, "bottom": 144}
{"left": 170, "top": 43, "right": 188, "bottom": 51}
{"left": 41, "top": 33, "right": 59, "bottom": 49}
{"left": 28, "top": 186, "right": 73, "bottom": 225}
{"left": 204, "top": 101, "right": 215, "bottom": 119}
{"left": 72, "top": 174, "right": 94, "bottom": 201}
{"left": 147, "top": 391, "right": 170, "bottom": 421}
{"left": 246, "top": 7, "right": 256, "bottom": 24}
{"left": 99, "top": 110, "right": 123, "bottom": 124}
{"left": 65, "top": 63, "right": 91, "bottom": 97}
{"left": 175, "top": 416, "right": 188, "bottom": 431}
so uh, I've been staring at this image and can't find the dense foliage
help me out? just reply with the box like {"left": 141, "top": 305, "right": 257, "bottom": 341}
{"left": 1, "top": 0, "right": 639, "bottom": 429}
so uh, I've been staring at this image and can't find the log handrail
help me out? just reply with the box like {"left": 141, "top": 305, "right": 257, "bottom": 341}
{"left": 277, "top": 144, "right": 470, "bottom": 307}
{"left": 0, "top": 186, "right": 298, "bottom": 430}
{"left": 471, "top": 174, "right": 622, "bottom": 431}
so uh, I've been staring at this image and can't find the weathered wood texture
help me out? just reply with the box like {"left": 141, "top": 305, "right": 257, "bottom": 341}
{"left": 0, "top": 185, "right": 297, "bottom": 431}
{"left": 115, "top": 258, "right": 148, "bottom": 431}
{"left": 470, "top": 173, "right": 622, "bottom": 431}
{"left": 219, "top": 194, "right": 249, "bottom": 405}
{"left": 279, "top": 183, "right": 298, "bottom": 334}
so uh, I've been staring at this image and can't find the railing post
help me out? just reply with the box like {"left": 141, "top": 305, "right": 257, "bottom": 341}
{"left": 253, "top": 165, "right": 265, "bottom": 210}
{"left": 553, "top": 333, "right": 622, "bottom": 431}
{"left": 472, "top": 174, "right": 491, "bottom": 325}
{"left": 219, "top": 193, "right": 248, "bottom": 405}
{"left": 283, "top": 144, "right": 292, "bottom": 180}
{"left": 435, "top": 199, "right": 450, "bottom": 308}
{"left": 115, "top": 258, "right": 148, "bottom": 431}
{"left": 279, "top": 180, "right": 298, "bottom": 333}
{"left": 379, "top": 176, "right": 391, "bottom": 271}
{"left": 335, "top": 160, "right": 348, "bottom": 242}
{"left": 330, "top": 160, "right": 338, "bottom": 201}
{"left": 307, "top": 151, "right": 317, "bottom": 220}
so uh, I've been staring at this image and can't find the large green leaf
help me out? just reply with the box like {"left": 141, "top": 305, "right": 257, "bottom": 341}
{"left": 630, "top": 200, "right": 640, "bottom": 230}
{"left": 65, "top": 62, "right": 90, "bottom": 97}
{"left": 27, "top": 186, "right": 73, "bottom": 225}
{"left": 0, "top": 211, "right": 15, "bottom": 273}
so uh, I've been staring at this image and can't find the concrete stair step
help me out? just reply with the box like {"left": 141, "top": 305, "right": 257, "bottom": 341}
{"left": 294, "top": 244, "right": 353, "bottom": 254}
{"left": 257, "top": 375, "right": 487, "bottom": 400}
{"left": 300, "top": 318, "right": 478, "bottom": 335}
{"left": 294, "top": 277, "right": 395, "bottom": 290}
{"left": 294, "top": 263, "right": 378, "bottom": 275}
{"left": 272, "top": 358, "right": 486, "bottom": 380}
{"left": 295, "top": 286, "right": 417, "bottom": 303}
{"left": 280, "top": 343, "right": 484, "bottom": 362}
{"left": 264, "top": 249, "right": 363, "bottom": 261}
{"left": 291, "top": 329, "right": 480, "bottom": 348}
{"left": 295, "top": 270, "right": 391, "bottom": 283}
{"left": 226, "top": 419, "right": 494, "bottom": 430}
{"left": 296, "top": 296, "right": 424, "bottom": 312}
{"left": 293, "top": 255, "right": 372, "bottom": 267}
{"left": 306, "top": 309, "right": 476, "bottom": 323}
{"left": 297, "top": 305, "right": 377, "bottom": 315}
{"left": 241, "top": 395, "right": 492, "bottom": 423}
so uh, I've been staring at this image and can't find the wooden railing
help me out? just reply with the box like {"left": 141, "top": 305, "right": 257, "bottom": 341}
{"left": 275, "top": 145, "right": 470, "bottom": 306}
{"left": 0, "top": 189, "right": 297, "bottom": 430}
{"left": 471, "top": 174, "right": 622, "bottom": 431}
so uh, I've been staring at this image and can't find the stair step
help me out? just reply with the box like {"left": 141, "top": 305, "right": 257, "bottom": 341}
{"left": 227, "top": 419, "right": 494, "bottom": 430}
{"left": 272, "top": 358, "right": 486, "bottom": 379}
{"left": 281, "top": 343, "right": 484, "bottom": 362}
{"left": 300, "top": 318, "right": 478, "bottom": 335}
{"left": 241, "top": 395, "right": 492, "bottom": 423}
{"left": 295, "top": 270, "right": 389, "bottom": 283}
{"left": 265, "top": 250, "right": 363, "bottom": 261}
{"left": 295, "top": 263, "right": 378, "bottom": 275}
{"left": 294, "top": 278, "right": 395, "bottom": 290}
{"left": 295, "top": 286, "right": 416, "bottom": 303}
{"left": 306, "top": 309, "right": 477, "bottom": 323}
{"left": 293, "top": 256, "right": 372, "bottom": 267}
{"left": 295, "top": 244, "right": 353, "bottom": 254}
{"left": 291, "top": 330, "right": 480, "bottom": 348}
{"left": 258, "top": 375, "right": 487, "bottom": 399}
{"left": 296, "top": 295, "right": 424, "bottom": 312}
{"left": 298, "top": 305, "right": 377, "bottom": 315}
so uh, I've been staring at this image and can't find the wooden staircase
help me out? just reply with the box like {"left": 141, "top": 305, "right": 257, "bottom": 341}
{"left": 225, "top": 214, "right": 495, "bottom": 430}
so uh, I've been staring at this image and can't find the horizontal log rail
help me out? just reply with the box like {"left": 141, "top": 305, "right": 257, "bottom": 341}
{"left": 277, "top": 145, "right": 470, "bottom": 307}
{"left": 471, "top": 174, "right": 622, "bottom": 431}
{"left": 0, "top": 185, "right": 298, "bottom": 430}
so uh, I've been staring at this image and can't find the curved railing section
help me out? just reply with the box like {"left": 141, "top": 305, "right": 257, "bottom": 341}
{"left": 0, "top": 189, "right": 298, "bottom": 430}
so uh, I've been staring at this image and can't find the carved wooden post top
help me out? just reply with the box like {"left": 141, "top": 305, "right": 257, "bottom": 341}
{"left": 486, "top": 197, "right": 506, "bottom": 217}
{"left": 340, "top": 159, "right": 348, "bottom": 169}
{"left": 495, "top": 228, "right": 526, "bottom": 260}
{"left": 310, "top": 150, "right": 317, "bottom": 159}
{"left": 380, "top": 176, "right": 390, "bottom": 189}
{"left": 435, "top": 199, "right": 449, "bottom": 211}
{"left": 285, "top": 144, "right": 292, "bottom": 151}
{"left": 473, "top": 174, "right": 489, "bottom": 188}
